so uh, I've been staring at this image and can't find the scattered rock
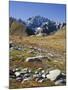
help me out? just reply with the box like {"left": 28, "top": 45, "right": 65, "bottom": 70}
{"left": 25, "top": 57, "right": 41, "bottom": 62}
{"left": 20, "top": 68, "right": 29, "bottom": 74}
{"left": 46, "top": 69, "right": 61, "bottom": 81}
{"left": 33, "top": 74, "right": 39, "bottom": 78}
{"left": 55, "top": 79, "right": 66, "bottom": 85}
{"left": 14, "top": 46, "right": 23, "bottom": 51}
{"left": 21, "top": 76, "right": 32, "bottom": 84}
{"left": 15, "top": 72, "right": 21, "bottom": 77}
{"left": 15, "top": 68, "right": 21, "bottom": 72}
{"left": 9, "top": 41, "right": 14, "bottom": 48}
{"left": 41, "top": 73, "right": 46, "bottom": 78}
{"left": 16, "top": 76, "right": 22, "bottom": 82}
{"left": 55, "top": 73, "right": 66, "bottom": 81}
{"left": 10, "top": 68, "right": 66, "bottom": 85}
{"left": 36, "top": 77, "right": 45, "bottom": 83}
{"left": 47, "top": 53, "right": 54, "bottom": 57}
{"left": 9, "top": 69, "right": 16, "bottom": 79}
{"left": 25, "top": 55, "right": 45, "bottom": 62}
{"left": 41, "top": 70, "right": 45, "bottom": 73}
{"left": 23, "top": 73, "right": 31, "bottom": 78}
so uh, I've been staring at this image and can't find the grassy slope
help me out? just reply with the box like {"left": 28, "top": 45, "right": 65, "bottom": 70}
{"left": 9, "top": 27, "right": 66, "bottom": 89}
{"left": 10, "top": 27, "right": 66, "bottom": 54}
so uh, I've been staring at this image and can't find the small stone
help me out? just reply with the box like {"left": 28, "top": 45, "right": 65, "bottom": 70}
{"left": 37, "top": 68, "right": 43, "bottom": 71}
{"left": 35, "top": 71, "right": 39, "bottom": 74}
{"left": 15, "top": 72, "right": 21, "bottom": 77}
{"left": 28, "top": 69, "right": 32, "bottom": 73}
{"left": 23, "top": 73, "right": 30, "bottom": 78}
{"left": 41, "top": 73, "right": 46, "bottom": 78}
{"left": 55, "top": 79, "right": 66, "bottom": 85}
{"left": 25, "top": 57, "right": 41, "bottom": 62}
{"left": 38, "top": 79, "right": 44, "bottom": 83}
{"left": 41, "top": 70, "right": 45, "bottom": 73}
{"left": 21, "top": 77, "right": 32, "bottom": 83}
{"left": 15, "top": 68, "right": 21, "bottom": 72}
{"left": 16, "top": 76, "right": 22, "bottom": 82}
{"left": 55, "top": 73, "right": 66, "bottom": 81}
{"left": 33, "top": 74, "right": 39, "bottom": 78}
{"left": 9, "top": 69, "right": 16, "bottom": 78}
{"left": 35, "top": 77, "right": 44, "bottom": 83}
{"left": 20, "top": 68, "right": 28, "bottom": 74}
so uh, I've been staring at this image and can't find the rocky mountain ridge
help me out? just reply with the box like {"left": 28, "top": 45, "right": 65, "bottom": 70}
{"left": 9, "top": 16, "right": 66, "bottom": 36}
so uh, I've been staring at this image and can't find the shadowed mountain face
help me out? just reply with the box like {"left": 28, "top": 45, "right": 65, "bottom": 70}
{"left": 9, "top": 16, "right": 66, "bottom": 36}
{"left": 26, "top": 16, "right": 49, "bottom": 30}
{"left": 26, "top": 16, "right": 58, "bottom": 35}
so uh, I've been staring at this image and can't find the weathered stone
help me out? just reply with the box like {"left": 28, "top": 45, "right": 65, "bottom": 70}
{"left": 21, "top": 76, "right": 32, "bottom": 83}
{"left": 33, "top": 74, "right": 39, "bottom": 78}
{"left": 35, "top": 77, "right": 44, "bottom": 83}
{"left": 15, "top": 72, "right": 21, "bottom": 77}
{"left": 37, "top": 78, "right": 45, "bottom": 83}
{"left": 16, "top": 76, "right": 22, "bottom": 82}
{"left": 20, "top": 68, "right": 28, "bottom": 74}
{"left": 46, "top": 69, "right": 61, "bottom": 81}
{"left": 9, "top": 69, "right": 16, "bottom": 79}
{"left": 41, "top": 73, "right": 46, "bottom": 78}
{"left": 10, "top": 67, "right": 65, "bottom": 85}
{"left": 25, "top": 55, "right": 44, "bottom": 62}
{"left": 23, "top": 73, "right": 31, "bottom": 78}
{"left": 41, "top": 70, "right": 45, "bottom": 73}
{"left": 35, "top": 71, "right": 39, "bottom": 74}
{"left": 28, "top": 69, "right": 32, "bottom": 73}
{"left": 55, "top": 73, "right": 66, "bottom": 81}
{"left": 14, "top": 46, "right": 20, "bottom": 50}
{"left": 55, "top": 79, "right": 66, "bottom": 85}
{"left": 9, "top": 41, "right": 14, "bottom": 48}
{"left": 25, "top": 56, "right": 43, "bottom": 62}
{"left": 15, "top": 68, "right": 21, "bottom": 72}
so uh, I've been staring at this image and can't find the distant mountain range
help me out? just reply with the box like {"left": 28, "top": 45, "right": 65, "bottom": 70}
{"left": 9, "top": 16, "right": 66, "bottom": 36}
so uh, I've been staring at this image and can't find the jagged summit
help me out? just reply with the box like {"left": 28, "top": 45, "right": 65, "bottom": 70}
{"left": 9, "top": 16, "right": 66, "bottom": 36}
{"left": 26, "top": 15, "right": 50, "bottom": 30}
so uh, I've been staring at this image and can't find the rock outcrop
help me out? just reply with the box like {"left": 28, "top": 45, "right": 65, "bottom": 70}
{"left": 10, "top": 68, "right": 66, "bottom": 85}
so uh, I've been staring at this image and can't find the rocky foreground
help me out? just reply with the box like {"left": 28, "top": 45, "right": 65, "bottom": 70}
{"left": 9, "top": 36, "right": 66, "bottom": 89}
{"left": 10, "top": 67, "right": 66, "bottom": 85}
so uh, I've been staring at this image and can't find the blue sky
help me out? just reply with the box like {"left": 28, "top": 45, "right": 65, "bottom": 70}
{"left": 9, "top": 1, "right": 66, "bottom": 23}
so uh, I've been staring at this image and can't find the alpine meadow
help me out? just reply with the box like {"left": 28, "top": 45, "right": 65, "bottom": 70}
{"left": 9, "top": 1, "right": 66, "bottom": 89}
